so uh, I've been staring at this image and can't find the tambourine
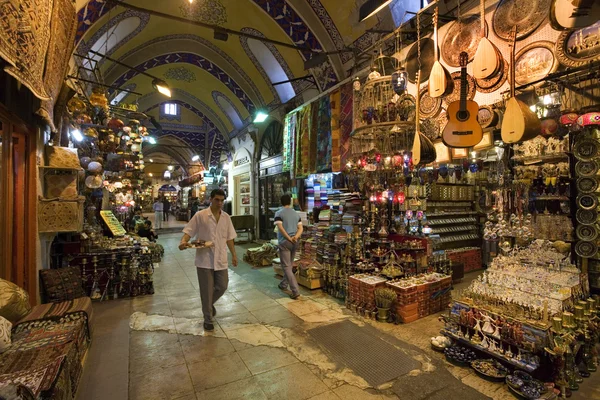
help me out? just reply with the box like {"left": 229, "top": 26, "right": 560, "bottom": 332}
{"left": 574, "top": 138, "right": 600, "bottom": 161}
{"left": 577, "top": 194, "right": 598, "bottom": 210}
{"left": 576, "top": 224, "right": 599, "bottom": 242}
{"left": 575, "top": 241, "right": 598, "bottom": 258}
{"left": 575, "top": 160, "right": 599, "bottom": 177}
{"left": 576, "top": 177, "right": 599, "bottom": 193}
{"left": 576, "top": 208, "right": 598, "bottom": 225}
{"left": 577, "top": 112, "right": 600, "bottom": 128}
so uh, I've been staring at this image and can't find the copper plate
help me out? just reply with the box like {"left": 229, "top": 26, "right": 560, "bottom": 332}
{"left": 576, "top": 208, "right": 598, "bottom": 225}
{"left": 515, "top": 41, "right": 559, "bottom": 87}
{"left": 406, "top": 38, "right": 435, "bottom": 84}
{"left": 476, "top": 49, "right": 508, "bottom": 93}
{"left": 577, "top": 177, "right": 599, "bottom": 194}
{"left": 576, "top": 160, "right": 599, "bottom": 177}
{"left": 492, "top": 0, "right": 552, "bottom": 42}
{"left": 577, "top": 224, "right": 598, "bottom": 242}
{"left": 556, "top": 20, "right": 600, "bottom": 68}
{"left": 419, "top": 87, "right": 442, "bottom": 118}
{"left": 444, "top": 72, "right": 476, "bottom": 106}
{"left": 441, "top": 14, "right": 486, "bottom": 68}
{"left": 575, "top": 241, "right": 597, "bottom": 258}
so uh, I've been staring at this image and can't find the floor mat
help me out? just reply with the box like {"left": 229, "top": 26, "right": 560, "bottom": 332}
{"left": 307, "top": 319, "right": 420, "bottom": 387}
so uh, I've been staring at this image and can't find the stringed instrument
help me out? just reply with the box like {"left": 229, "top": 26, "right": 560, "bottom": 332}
{"left": 412, "top": 72, "right": 437, "bottom": 165}
{"left": 550, "top": 0, "right": 600, "bottom": 31}
{"left": 428, "top": 8, "right": 453, "bottom": 98}
{"left": 442, "top": 52, "right": 483, "bottom": 148}
{"left": 501, "top": 28, "right": 541, "bottom": 144}
{"left": 472, "top": 0, "right": 501, "bottom": 80}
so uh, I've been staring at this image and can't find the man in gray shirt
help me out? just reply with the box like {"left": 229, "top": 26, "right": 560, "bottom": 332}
{"left": 274, "top": 194, "right": 303, "bottom": 299}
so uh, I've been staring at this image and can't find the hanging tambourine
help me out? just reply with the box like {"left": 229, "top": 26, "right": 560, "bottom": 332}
{"left": 575, "top": 241, "right": 598, "bottom": 258}
{"left": 577, "top": 208, "right": 598, "bottom": 225}
{"left": 575, "top": 160, "right": 599, "bottom": 177}
{"left": 576, "top": 177, "right": 599, "bottom": 193}
{"left": 577, "top": 194, "right": 598, "bottom": 210}
{"left": 576, "top": 224, "right": 599, "bottom": 242}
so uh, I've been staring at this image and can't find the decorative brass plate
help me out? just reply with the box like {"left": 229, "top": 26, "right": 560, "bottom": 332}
{"left": 444, "top": 71, "right": 476, "bottom": 106}
{"left": 492, "top": 0, "right": 552, "bottom": 42}
{"left": 441, "top": 14, "right": 486, "bottom": 68}
{"left": 556, "top": 20, "right": 600, "bottom": 68}
{"left": 514, "top": 41, "right": 559, "bottom": 87}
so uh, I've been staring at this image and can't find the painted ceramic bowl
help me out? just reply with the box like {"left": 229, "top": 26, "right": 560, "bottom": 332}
{"left": 577, "top": 112, "right": 600, "bottom": 127}
{"left": 87, "top": 161, "right": 103, "bottom": 174}
{"left": 559, "top": 110, "right": 579, "bottom": 126}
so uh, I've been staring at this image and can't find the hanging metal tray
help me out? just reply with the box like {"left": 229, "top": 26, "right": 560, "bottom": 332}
{"left": 576, "top": 160, "right": 599, "bottom": 177}
{"left": 441, "top": 14, "right": 486, "bottom": 68}
{"left": 492, "top": 0, "right": 552, "bottom": 42}
{"left": 444, "top": 71, "right": 476, "bottom": 106}
{"left": 419, "top": 86, "right": 442, "bottom": 118}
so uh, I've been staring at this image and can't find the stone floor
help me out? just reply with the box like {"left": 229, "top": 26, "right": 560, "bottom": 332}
{"left": 75, "top": 233, "right": 600, "bottom": 400}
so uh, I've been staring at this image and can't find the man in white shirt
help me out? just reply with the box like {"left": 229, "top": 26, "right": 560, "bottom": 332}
{"left": 179, "top": 189, "right": 238, "bottom": 331}
{"left": 153, "top": 198, "right": 164, "bottom": 230}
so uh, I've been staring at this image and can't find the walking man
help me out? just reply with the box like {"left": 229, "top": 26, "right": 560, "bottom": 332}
{"left": 179, "top": 189, "right": 238, "bottom": 331}
{"left": 163, "top": 198, "right": 170, "bottom": 222}
{"left": 153, "top": 198, "right": 164, "bottom": 230}
{"left": 274, "top": 194, "right": 303, "bottom": 299}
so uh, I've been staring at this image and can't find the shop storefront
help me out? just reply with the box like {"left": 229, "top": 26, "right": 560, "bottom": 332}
{"left": 231, "top": 148, "right": 253, "bottom": 216}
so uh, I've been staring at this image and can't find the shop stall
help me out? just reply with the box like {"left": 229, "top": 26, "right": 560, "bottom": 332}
{"left": 231, "top": 148, "right": 253, "bottom": 216}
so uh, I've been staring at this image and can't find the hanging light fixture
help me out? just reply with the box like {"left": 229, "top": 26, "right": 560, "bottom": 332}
{"left": 71, "top": 128, "right": 84, "bottom": 142}
{"left": 192, "top": 155, "right": 200, "bottom": 162}
{"left": 152, "top": 78, "right": 171, "bottom": 97}
{"left": 164, "top": 170, "right": 171, "bottom": 179}
{"left": 359, "top": 0, "right": 393, "bottom": 22}
{"left": 253, "top": 110, "right": 269, "bottom": 123}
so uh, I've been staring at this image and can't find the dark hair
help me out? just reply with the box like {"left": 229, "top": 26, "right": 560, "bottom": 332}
{"left": 144, "top": 220, "right": 152, "bottom": 227}
{"left": 210, "top": 189, "right": 226, "bottom": 199}
{"left": 281, "top": 194, "right": 292, "bottom": 206}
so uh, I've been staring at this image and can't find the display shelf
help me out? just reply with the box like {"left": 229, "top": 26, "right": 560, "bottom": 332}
{"left": 436, "top": 235, "right": 480, "bottom": 244}
{"left": 427, "top": 211, "right": 479, "bottom": 217}
{"left": 441, "top": 329, "right": 538, "bottom": 373}
{"left": 511, "top": 153, "right": 569, "bottom": 163}
{"left": 427, "top": 218, "right": 478, "bottom": 226}
{"left": 39, "top": 166, "right": 84, "bottom": 171}
{"left": 430, "top": 225, "right": 478, "bottom": 235}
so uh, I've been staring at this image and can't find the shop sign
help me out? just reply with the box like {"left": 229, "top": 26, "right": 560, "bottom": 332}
{"left": 234, "top": 156, "right": 250, "bottom": 167}
{"left": 204, "top": 173, "right": 215, "bottom": 184}
{"left": 100, "top": 210, "right": 127, "bottom": 236}
{"left": 121, "top": 103, "right": 138, "bottom": 111}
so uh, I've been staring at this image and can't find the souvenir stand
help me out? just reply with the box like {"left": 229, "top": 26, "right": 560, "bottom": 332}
{"left": 47, "top": 88, "right": 161, "bottom": 301}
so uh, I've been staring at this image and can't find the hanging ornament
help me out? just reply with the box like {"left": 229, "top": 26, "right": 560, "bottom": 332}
{"left": 353, "top": 77, "right": 361, "bottom": 92}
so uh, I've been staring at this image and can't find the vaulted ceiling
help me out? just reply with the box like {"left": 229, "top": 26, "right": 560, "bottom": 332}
{"left": 73, "top": 0, "right": 398, "bottom": 169}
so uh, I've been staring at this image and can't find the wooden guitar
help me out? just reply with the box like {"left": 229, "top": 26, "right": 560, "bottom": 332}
{"left": 550, "top": 0, "right": 600, "bottom": 30}
{"left": 501, "top": 28, "right": 541, "bottom": 144}
{"left": 413, "top": 72, "right": 437, "bottom": 165}
{"left": 442, "top": 52, "right": 483, "bottom": 148}
{"left": 428, "top": 8, "right": 453, "bottom": 98}
{"left": 472, "top": 0, "right": 501, "bottom": 80}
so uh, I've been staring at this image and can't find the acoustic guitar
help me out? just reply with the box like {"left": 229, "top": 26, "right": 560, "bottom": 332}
{"left": 429, "top": 8, "right": 453, "bottom": 98}
{"left": 472, "top": 0, "right": 501, "bottom": 80}
{"left": 442, "top": 52, "right": 483, "bottom": 148}
{"left": 412, "top": 72, "right": 437, "bottom": 165}
{"left": 550, "top": 0, "right": 600, "bottom": 31}
{"left": 501, "top": 28, "right": 541, "bottom": 144}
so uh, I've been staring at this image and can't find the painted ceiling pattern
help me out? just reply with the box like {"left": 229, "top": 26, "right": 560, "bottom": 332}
{"left": 111, "top": 52, "right": 256, "bottom": 113}
{"left": 75, "top": 0, "right": 392, "bottom": 168}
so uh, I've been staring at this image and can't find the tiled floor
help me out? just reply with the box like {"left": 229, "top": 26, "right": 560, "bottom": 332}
{"left": 75, "top": 234, "right": 600, "bottom": 400}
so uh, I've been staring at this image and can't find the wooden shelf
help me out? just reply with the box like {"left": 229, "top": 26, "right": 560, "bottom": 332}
{"left": 39, "top": 166, "right": 83, "bottom": 171}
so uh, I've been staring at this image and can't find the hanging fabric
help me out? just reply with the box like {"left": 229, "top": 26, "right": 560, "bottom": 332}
{"left": 316, "top": 95, "right": 332, "bottom": 173}
{"left": 340, "top": 82, "right": 354, "bottom": 170}
{"left": 309, "top": 101, "right": 319, "bottom": 174}
{"left": 289, "top": 112, "right": 297, "bottom": 179}
{"left": 330, "top": 89, "right": 341, "bottom": 172}
{"left": 282, "top": 113, "right": 291, "bottom": 172}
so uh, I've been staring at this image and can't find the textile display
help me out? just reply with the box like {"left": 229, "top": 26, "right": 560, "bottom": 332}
{"left": 0, "top": 279, "right": 32, "bottom": 324}
{"left": 46, "top": 146, "right": 80, "bottom": 169}
{"left": 0, "top": 0, "right": 53, "bottom": 100}
{"left": 310, "top": 102, "right": 319, "bottom": 174}
{"left": 0, "top": 316, "right": 11, "bottom": 354}
{"left": 39, "top": 267, "right": 86, "bottom": 304}
{"left": 0, "top": 383, "right": 36, "bottom": 400}
{"left": 316, "top": 96, "right": 332, "bottom": 173}
{"left": 339, "top": 82, "right": 354, "bottom": 169}
{"left": 16, "top": 297, "right": 93, "bottom": 335}
{"left": 38, "top": 197, "right": 85, "bottom": 233}
{"left": 289, "top": 112, "right": 297, "bottom": 179}
{"left": 282, "top": 114, "right": 291, "bottom": 172}
{"left": 0, "top": 356, "right": 66, "bottom": 400}
{"left": 296, "top": 105, "right": 311, "bottom": 178}
{"left": 38, "top": 0, "right": 77, "bottom": 131}
{"left": 44, "top": 175, "right": 77, "bottom": 199}
{"left": 330, "top": 89, "right": 341, "bottom": 172}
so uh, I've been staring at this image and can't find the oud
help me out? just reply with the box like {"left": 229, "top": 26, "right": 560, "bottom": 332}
{"left": 442, "top": 52, "right": 483, "bottom": 148}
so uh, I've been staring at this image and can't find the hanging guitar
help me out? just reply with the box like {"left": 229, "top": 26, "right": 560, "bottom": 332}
{"left": 550, "top": 0, "right": 600, "bottom": 31}
{"left": 442, "top": 52, "right": 483, "bottom": 148}
{"left": 501, "top": 27, "right": 540, "bottom": 144}
{"left": 428, "top": 7, "right": 453, "bottom": 98}
{"left": 412, "top": 71, "right": 437, "bottom": 165}
{"left": 472, "top": 0, "right": 502, "bottom": 80}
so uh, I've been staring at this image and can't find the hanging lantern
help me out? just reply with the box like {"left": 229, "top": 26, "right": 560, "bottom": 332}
{"left": 89, "top": 87, "right": 108, "bottom": 109}
{"left": 131, "top": 143, "right": 141, "bottom": 153}
{"left": 352, "top": 77, "right": 361, "bottom": 92}
{"left": 397, "top": 192, "right": 405, "bottom": 204}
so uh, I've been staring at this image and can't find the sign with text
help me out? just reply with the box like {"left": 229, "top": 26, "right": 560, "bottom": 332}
{"left": 100, "top": 210, "right": 127, "bottom": 236}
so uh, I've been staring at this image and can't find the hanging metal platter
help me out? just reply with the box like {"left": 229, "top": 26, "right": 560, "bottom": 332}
{"left": 577, "top": 224, "right": 598, "bottom": 242}
{"left": 419, "top": 86, "right": 442, "bottom": 118}
{"left": 406, "top": 38, "right": 435, "bottom": 84}
{"left": 575, "top": 240, "right": 598, "bottom": 258}
{"left": 441, "top": 14, "right": 486, "bottom": 68}
{"left": 577, "top": 194, "right": 599, "bottom": 210}
{"left": 577, "top": 177, "right": 599, "bottom": 194}
{"left": 478, "top": 105, "right": 500, "bottom": 128}
{"left": 444, "top": 71, "right": 476, "bottom": 106}
{"left": 574, "top": 138, "right": 600, "bottom": 160}
{"left": 576, "top": 208, "right": 598, "bottom": 225}
{"left": 576, "top": 160, "right": 599, "bottom": 177}
{"left": 514, "top": 41, "right": 559, "bottom": 87}
{"left": 555, "top": 20, "right": 600, "bottom": 68}
{"left": 492, "top": 0, "right": 552, "bottom": 42}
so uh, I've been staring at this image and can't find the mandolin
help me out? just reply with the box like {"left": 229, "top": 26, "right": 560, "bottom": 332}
{"left": 550, "top": 0, "right": 600, "bottom": 31}
{"left": 412, "top": 72, "right": 437, "bottom": 165}
{"left": 442, "top": 52, "right": 483, "bottom": 148}
{"left": 429, "top": 8, "right": 453, "bottom": 98}
{"left": 501, "top": 28, "right": 541, "bottom": 144}
{"left": 472, "top": 0, "right": 501, "bottom": 80}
